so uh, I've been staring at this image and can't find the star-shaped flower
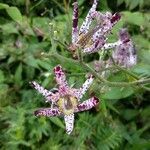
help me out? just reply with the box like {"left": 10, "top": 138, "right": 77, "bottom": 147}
{"left": 30, "top": 65, "right": 99, "bottom": 134}
{"left": 68, "top": 0, "right": 127, "bottom": 56}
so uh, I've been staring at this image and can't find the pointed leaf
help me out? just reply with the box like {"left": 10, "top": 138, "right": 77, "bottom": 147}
{"left": 0, "top": 3, "right": 9, "bottom": 9}
{"left": 14, "top": 63, "right": 23, "bottom": 86}
{"left": 6, "top": 6, "right": 22, "bottom": 23}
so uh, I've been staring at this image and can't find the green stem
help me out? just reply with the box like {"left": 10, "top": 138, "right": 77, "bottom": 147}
{"left": 49, "top": 24, "right": 57, "bottom": 52}
{"left": 110, "top": 56, "right": 150, "bottom": 90}
{"left": 53, "top": 38, "right": 68, "bottom": 49}
{"left": 30, "top": 0, "right": 44, "bottom": 11}
{"left": 77, "top": 48, "right": 83, "bottom": 63}
{"left": 43, "top": 52, "right": 78, "bottom": 65}
{"left": 43, "top": 52, "right": 150, "bottom": 89}
{"left": 82, "top": 62, "right": 150, "bottom": 87}
{"left": 110, "top": 56, "right": 139, "bottom": 80}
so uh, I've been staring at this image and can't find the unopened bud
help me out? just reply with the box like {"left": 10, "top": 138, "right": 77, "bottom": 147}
{"left": 54, "top": 30, "right": 58, "bottom": 38}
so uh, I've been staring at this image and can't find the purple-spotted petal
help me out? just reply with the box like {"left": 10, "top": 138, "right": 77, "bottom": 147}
{"left": 34, "top": 107, "right": 62, "bottom": 117}
{"left": 75, "top": 96, "right": 99, "bottom": 112}
{"left": 76, "top": 75, "right": 94, "bottom": 99}
{"left": 64, "top": 114, "right": 74, "bottom": 135}
{"left": 101, "top": 40, "right": 122, "bottom": 50}
{"left": 119, "top": 28, "right": 130, "bottom": 43}
{"left": 110, "top": 12, "right": 121, "bottom": 25}
{"left": 54, "top": 65, "right": 68, "bottom": 87}
{"left": 79, "top": 0, "right": 98, "bottom": 35}
{"left": 112, "top": 28, "right": 137, "bottom": 67}
{"left": 30, "top": 81, "right": 52, "bottom": 102}
{"left": 94, "top": 13, "right": 120, "bottom": 37}
{"left": 30, "top": 81, "right": 60, "bottom": 103}
{"left": 83, "top": 36, "right": 105, "bottom": 53}
{"left": 47, "top": 92, "right": 60, "bottom": 103}
{"left": 58, "top": 85, "right": 70, "bottom": 96}
{"left": 72, "top": 1, "right": 79, "bottom": 43}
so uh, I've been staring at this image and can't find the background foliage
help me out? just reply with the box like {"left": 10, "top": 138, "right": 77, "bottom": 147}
{"left": 0, "top": 0, "right": 150, "bottom": 149}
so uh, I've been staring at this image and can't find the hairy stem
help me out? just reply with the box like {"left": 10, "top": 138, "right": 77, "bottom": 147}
{"left": 44, "top": 52, "right": 150, "bottom": 90}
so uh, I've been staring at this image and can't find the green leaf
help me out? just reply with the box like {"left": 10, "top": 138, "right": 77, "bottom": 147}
{"left": 117, "top": 0, "right": 124, "bottom": 6}
{"left": 0, "top": 84, "right": 9, "bottom": 105}
{"left": 14, "top": 63, "right": 23, "bottom": 86}
{"left": 37, "top": 60, "right": 52, "bottom": 71}
{"left": 24, "top": 56, "right": 39, "bottom": 68}
{"left": 141, "top": 107, "right": 150, "bottom": 118}
{"left": 132, "top": 141, "right": 150, "bottom": 150}
{"left": 0, "top": 23, "right": 18, "bottom": 34}
{"left": 133, "top": 35, "right": 150, "bottom": 50}
{"left": 129, "top": 0, "right": 140, "bottom": 10}
{"left": 102, "top": 86, "right": 134, "bottom": 100}
{"left": 32, "top": 17, "right": 50, "bottom": 34}
{"left": 132, "top": 64, "right": 150, "bottom": 77}
{"left": 49, "top": 118, "right": 65, "bottom": 129}
{"left": 121, "top": 109, "right": 139, "bottom": 120}
{"left": 140, "top": 50, "right": 150, "bottom": 64}
{"left": 122, "top": 11, "right": 145, "bottom": 26}
{"left": 101, "top": 99, "right": 108, "bottom": 116}
{"left": 0, "top": 70, "right": 5, "bottom": 83}
{"left": 0, "top": 3, "right": 9, "bottom": 9}
{"left": 6, "top": 6, "right": 22, "bottom": 23}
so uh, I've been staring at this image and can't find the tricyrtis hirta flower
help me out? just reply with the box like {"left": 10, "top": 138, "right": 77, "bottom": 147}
{"left": 30, "top": 65, "right": 99, "bottom": 134}
{"left": 112, "top": 28, "right": 137, "bottom": 67}
{"left": 69, "top": 0, "right": 127, "bottom": 56}
{"left": 93, "top": 29, "right": 137, "bottom": 77}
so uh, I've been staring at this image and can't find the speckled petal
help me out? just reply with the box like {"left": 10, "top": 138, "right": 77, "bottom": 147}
{"left": 83, "top": 36, "right": 105, "bottom": 54}
{"left": 72, "top": 1, "right": 79, "bottom": 43}
{"left": 110, "top": 13, "right": 121, "bottom": 26}
{"left": 75, "top": 96, "right": 99, "bottom": 112}
{"left": 112, "top": 28, "right": 137, "bottom": 67}
{"left": 79, "top": 0, "right": 98, "bottom": 35}
{"left": 30, "top": 81, "right": 57, "bottom": 102}
{"left": 54, "top": 65, "right": 68, "bottom": 87}
{"left": 76, "top": 75, "right": 94, "bottom": 99}
{"left": 34, "top": 108, "right": 62, "bottom": 116}
{"left": 101, "top": 40, "right": 122, "bottom": 50}
{"left": 64, "top": 113, "right": 74, "bottom": 135}
{"left": 93, "top": 13, "right": 121, "bottom": 38}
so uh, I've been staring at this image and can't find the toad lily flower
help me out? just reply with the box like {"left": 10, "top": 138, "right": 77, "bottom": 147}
{"left": 68, "top": 0, "right": 127, "bottom": 56}
{"left": 93, "top": 29, "right": 137, "bottom": 77}
{"left": 30, "top": 65, "right": 99, "bottom": 134}
{"left": 112, "top": 28, "right": 137, "bottom": 68}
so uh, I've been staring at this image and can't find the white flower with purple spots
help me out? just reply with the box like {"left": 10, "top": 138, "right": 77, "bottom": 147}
{"left": 112, "top": 28, "right": 137, "bottom": 67}
{"left": 30, "top": 65, "right": 99, "bottom": 134}
{"left": 68, "top": 0, "right": 128, "bottom": 56}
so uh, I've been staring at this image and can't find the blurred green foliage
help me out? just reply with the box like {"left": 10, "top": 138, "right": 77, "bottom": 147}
{"left": 0, "top": 0, "right": 150, "bottom": 150}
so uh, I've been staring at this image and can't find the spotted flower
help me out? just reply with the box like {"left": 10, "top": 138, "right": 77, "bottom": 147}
{"left": 92, "top": 29, "right": 136, "bottom": 78}
{"left": 69, "top": 0, "right": 127, "bottom": 56}
{"left": 112, "top": 28, "right": 137, "bottom": 67}
{"left": 30, "top": 65, "right": 99, "bottom": 134}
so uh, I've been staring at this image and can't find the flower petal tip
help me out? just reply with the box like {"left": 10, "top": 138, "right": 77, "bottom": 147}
{"left": 111, "top": 13, "right": 121, "bottom": 23}
{"left": 66, "top": 131, "right": 72, "bottom": 135}
{"left": 29, "top": 81, "right": 36, "bottom": 88}
{"left": 123, "top": 39, "right": 130, "bottom": 44}
{"left": 72, "top": 1, "right": 78, "bottom": 6}
{"left": 34, "top": 110, "right": 41, "bottom": 116}
{"left": 93, "top": 96, "right": 100, "bottom": 105}
{"left": 88, "top": 74, "right": 94, "bottom": 79}
{"left": 54, "top": 65, "right": 62, "bottom": 72}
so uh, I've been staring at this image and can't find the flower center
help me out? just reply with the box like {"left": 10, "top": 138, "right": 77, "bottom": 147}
{"left": 57, "top": 95, "right": 78, "bottom": 115}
